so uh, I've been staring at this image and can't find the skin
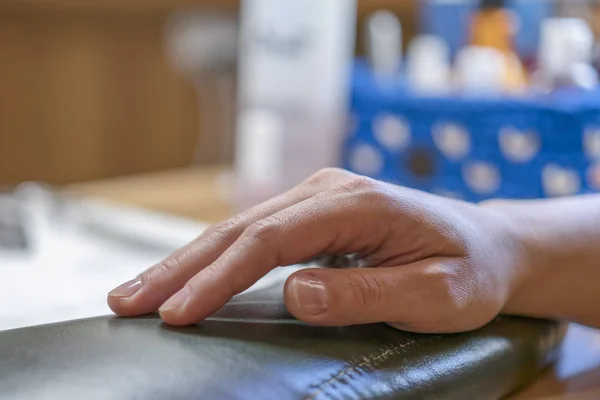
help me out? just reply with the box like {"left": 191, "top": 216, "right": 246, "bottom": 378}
{"left": 107, "top": 168, "right": 600, "bottom": 333}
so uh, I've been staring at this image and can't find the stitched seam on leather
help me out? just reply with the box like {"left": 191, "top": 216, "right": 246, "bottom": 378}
{"left": 304, "top": 339, "right": 418, "bottom": 400}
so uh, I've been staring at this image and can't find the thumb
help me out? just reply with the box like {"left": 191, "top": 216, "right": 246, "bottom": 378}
{"left": 283, "top": 257, "right": 477, "bottom": 332}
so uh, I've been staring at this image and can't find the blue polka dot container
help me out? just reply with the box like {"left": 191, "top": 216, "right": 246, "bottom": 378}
{"left": 342, "top": 62, "right": 600, "bottom": 202}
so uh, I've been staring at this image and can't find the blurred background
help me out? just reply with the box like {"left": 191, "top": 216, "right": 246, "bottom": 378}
{"left": 2, "top": 0, "right": 600, "bottom": 210}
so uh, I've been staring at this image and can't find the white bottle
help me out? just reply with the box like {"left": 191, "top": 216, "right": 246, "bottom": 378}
{"left": 534, "top": 18, "right": 598, "bottom": 92}
{"left": 364, "top": 10, "right": 402, "bottom": 89}
{"left": 233, "top": 0, "right": 357, "bottom": 211}
{"left": 406, "top": 35, "right": 451, "bottom": 96}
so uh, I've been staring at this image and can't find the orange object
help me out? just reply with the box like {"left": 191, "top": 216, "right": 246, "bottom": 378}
{"left": 470, "top": 0, "right": 527, "bottom": 92}
{"left": 471, "top": 3, "right": 513, "bottom": 52}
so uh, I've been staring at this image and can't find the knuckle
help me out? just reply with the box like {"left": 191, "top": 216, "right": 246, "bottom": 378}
{"left": 140, "top": 255, "right": 185, "bottom": 284}
{"left": 347, "top": 272, "right": 383, "bottom": 312}
{"left": 304, "top": 168, "right": 351, "bottom": 188}
{"left": 333, "top": 176, "right": 392, "bottom": 209}
{"left": 335, "top": 175, "right": 381, "bottom": 196}
{"left": 244, "top": 216, "right": 283, "bottom": 244}
{"left": 209, "top": 217, "right": 245, "bottom": 240}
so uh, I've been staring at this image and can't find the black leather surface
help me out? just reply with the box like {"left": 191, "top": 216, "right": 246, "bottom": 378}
{"left": 0, "top": 276, "right": 565, "bottom": 400}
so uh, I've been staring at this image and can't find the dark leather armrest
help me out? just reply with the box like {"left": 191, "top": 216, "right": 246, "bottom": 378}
{"left": 0, "top": 277, "right": 564, "bottom": 400}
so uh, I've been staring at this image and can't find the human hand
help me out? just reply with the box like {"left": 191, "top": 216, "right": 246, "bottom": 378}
{"left": 107, "top": 168, "right": 525, "bottom": 333}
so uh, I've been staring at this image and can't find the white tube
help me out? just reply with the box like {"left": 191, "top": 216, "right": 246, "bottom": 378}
{"left": 234, "top": 0, "right": 357, "bottom": 210}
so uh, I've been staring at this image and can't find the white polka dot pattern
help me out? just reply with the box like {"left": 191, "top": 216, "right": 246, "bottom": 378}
{"left": 432, "top": 123, "right": 471, "bottom": 160}
{"left": 349, "top": 144, "right": 384, "bottom": 176}
{"left": 499, "top": 127, "right": 540, "bottom": 163}
{"left": 584, "top": 126, "right": 600, "bottom": 160}
{"left": 372, "top": 114, "right": 411, "bottom": 151}
{"left": 586, "top": 162, "right": 600, "bottom": 190}
{"left": 542, "top": 164, "right": 581, "bottom": 197}
{"left": 463, "top": 162, "right": 501, "bottom": 195}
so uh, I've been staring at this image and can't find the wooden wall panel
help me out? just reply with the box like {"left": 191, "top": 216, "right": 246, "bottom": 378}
{"left": 0, "top": 8, "right": 199, "bottom": 185}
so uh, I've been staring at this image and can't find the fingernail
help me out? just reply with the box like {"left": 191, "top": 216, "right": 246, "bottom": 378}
{"left": 108, "top": 278, "right": 142, "bottom": 299}
{"left": 290, "top": 275, "right": 328, "bottom": 315}
{"left": 159, "top": 287, "right": 189, "bottom": 313}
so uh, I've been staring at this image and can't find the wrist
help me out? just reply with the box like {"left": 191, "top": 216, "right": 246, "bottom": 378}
{"left": 478, "top": 199, "right": 545, "bottom": 316}
{"left": 481, "top": 195, "right": 600, "bottom": 327}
